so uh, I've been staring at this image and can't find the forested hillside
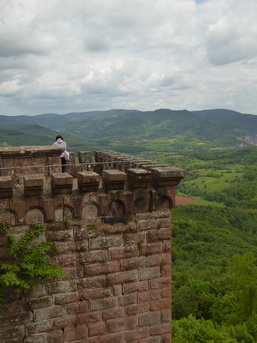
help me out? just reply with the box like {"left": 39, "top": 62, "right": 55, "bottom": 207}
{"left": 1, "top": 109, "right": 257, "bottom": 153}
{"left": 164, "top": 147, "right": 257, "bottom": 343}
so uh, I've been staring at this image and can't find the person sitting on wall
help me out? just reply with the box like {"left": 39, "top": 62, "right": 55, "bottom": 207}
{"left": 53, "top": 135, "right": 69, "bottom": 172}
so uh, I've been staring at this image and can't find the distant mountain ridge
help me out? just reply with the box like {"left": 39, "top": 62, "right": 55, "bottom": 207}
{"left": 1, "top": 108, "right": 257, "bottom": 152}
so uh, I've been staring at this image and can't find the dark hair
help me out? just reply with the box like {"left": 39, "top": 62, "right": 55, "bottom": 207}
{"left": 55, "top": 135, "right": 64, "bottom": 141}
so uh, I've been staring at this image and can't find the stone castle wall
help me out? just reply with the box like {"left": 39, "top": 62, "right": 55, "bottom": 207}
{"left": 0, "top": 147, "right": 184, "bottom": 343}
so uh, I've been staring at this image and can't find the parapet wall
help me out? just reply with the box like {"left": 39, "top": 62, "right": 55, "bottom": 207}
{"left": 0, "top": 146, "right": 184, "bottom": 343}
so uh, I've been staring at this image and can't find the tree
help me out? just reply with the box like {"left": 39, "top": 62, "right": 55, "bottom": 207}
{"left": 214, "top": 252, "right": 257, "bottom": 325}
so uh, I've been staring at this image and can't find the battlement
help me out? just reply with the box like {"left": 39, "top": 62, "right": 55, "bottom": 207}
{"left": 0, "top": 147, "right": 184, "bottom": 226}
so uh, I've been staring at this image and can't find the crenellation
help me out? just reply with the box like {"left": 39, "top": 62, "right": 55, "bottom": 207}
{"left": 0, "top": 176, "right": 13, "bottom": 198}
{"left": 0, "top": 146, "right": 185, "bottom": 343}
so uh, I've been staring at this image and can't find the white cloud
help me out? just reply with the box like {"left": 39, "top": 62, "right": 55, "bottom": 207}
{"left": 0, "top": 0, "right": 257, "bottom": 116}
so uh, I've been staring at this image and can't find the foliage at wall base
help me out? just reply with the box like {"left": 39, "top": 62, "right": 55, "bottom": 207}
{"left": 0, "top": 223, "right": 64, "bottom": 305}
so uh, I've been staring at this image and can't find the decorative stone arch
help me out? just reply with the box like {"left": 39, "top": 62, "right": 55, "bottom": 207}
{"left": 108, "top": 200, "right": 125, "bottom": 216}
{"left": 63, "top": 205, "right": 74, "bottom": 222}
{"left": 156, "top": 195, "right": 173, "bottom": 210}
{"left": 25, "top": 206, "right": 46, "bottom": 224}
{"left": 0, "top": 210, "right": 17, "bottom": 225}
{"left": 54, "top": 204, "right": 74, "bottom": 222}
{"left": 133, "top": 197, "right": 148, "bottom": 213}
{"left": 82, "top": 202, "right": 100, "bottom": 218}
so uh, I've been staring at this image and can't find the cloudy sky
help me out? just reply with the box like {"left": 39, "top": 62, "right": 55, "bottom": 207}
{"left": 1, "top": 0, "right": 257, "bottom": 116}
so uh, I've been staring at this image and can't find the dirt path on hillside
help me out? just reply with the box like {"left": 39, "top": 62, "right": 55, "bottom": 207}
{"left": 175, "top": 196, "right": 195, "bottom": 206}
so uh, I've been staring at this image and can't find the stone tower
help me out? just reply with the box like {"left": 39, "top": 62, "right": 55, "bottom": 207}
{"left": 0, "top": 146, "right": 184, "bottom": 343}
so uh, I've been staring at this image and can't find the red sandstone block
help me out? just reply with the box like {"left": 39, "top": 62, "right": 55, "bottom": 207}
{"left": 27, "top": 320, "right": 53, "bottom": 334}
{"left": 87, "top": 338, "right": 101, "bottom": 343}
{"left": 51, "top": 254, "right": 76, "bottom": 268}
{"left": 120, "top": 256, "right": 144, "bottom": 271}
{"left": 76, "top": 239, "right": 89, "bottom": 251}
{"left": 138, "top": 312, "right": 161, "bottom": 327}
{"left": 145, "top": 254, "right": 163, "bottom": 267}
{"left": 0, "top": 235, "right": 6, "bottom": 245}
{"left": 161, "top": 310, "right": 171, "bottom": 323}
{"left": 85, "top": 261, "right": 119, "bottom": 276}
{"left": 138, "top": 290, "right": 161, "bottom": 304}
{"left": 90, "top": 298, "right": 117, "bottom": 311}
{"left": 161, "top": 264, "right": 171, "bottom": 277}
{"left": 108, "top": 270, "right": 138, "bottom": 284}
{"left": 139, "top": 337, "right": 161, "bottom": 343}
{"left": 150, "top": 253, "right": 170, "bottom": 267}
{"left": 79, "top": 311, "right": 101, "bottom": 325}
{"left": 161, "top": 287, "right": 171, "bottom": 299}
{"left": 107, "top": 235, "right": 124, "bottom": 248}
{"left": 123, "top": 280, "right": 148, "bottom": 294}
{"left": 126, "top": 303, "right": 150, "bottom": 315}
{"left": 53, "top": 241, "right": 75, "bottom": 254}
{"left": 137, "top": 219, "right": 159, "bottom": 231}
{"left": 125, "top": 327, "right": 149, "bottom": 341}
{"left": 124, "top": 232, "right": 146, "bottom": 246}
{"left": 66, "top": 303, "right": 79, "bottom": 315}
{"left": 80, "top": 250, "right": 109, "bottom": 264}
{"left": 136, "top": 210, "right": 171, "bottom": 220}
{"left": 163, "top": 240, "right": 171, "bottom": 252}
{"left": 102, "top": 307, "right": 124, "bottom": 321}
{"left": 65, "top": 325, "right": 88, "bottom": 341}
{"left": 118, "top": 293, "right": 137, "bottom": 306}
{"left": 102, "top": 223, "right": 125, "bottom": 235}
{"left": 23, "top": 333, "right": 46, "bottom": 343}
{"left": 61, "top": 266, "right": 76, "bottom": 279}
{"left": 101, "top": 332, "right": 124, "bottom": 343}
{"left": 47, "top": 281, "right": 76, "bottom": 294}
{"left": 53, "top": 315, "right": 77, "bottom": 329}
{"left": 150, "top": 299, "right": 171, "bottom": 311}
{"left": 149, "top": 277, "right": 171, "bottom": 290}
{"left": 161, "top": 334, "right": 172, "bottom": 343}
{"left": 80, "top": 287, "right": 113, "bottom": 300}
{"left": 0, "top": 337, "right": 25, "bottom": 343}
{"left": 77, "top": 227, "right": 96, "bottom": 240}
{"left": 79, "top": 275, "right": 106, "bottom": 289}
{"left": 113, "top": 284, "right": 122, "bottom": 296}
{"left": 34, "top": 305, "right": 66, "bottom": 321}
{"left": 0, "top": 326, "right": 25, "bottom": 342}
{"left": 27, "top": 296, "right": 53, "bottom": 309}
{"left": 139, "top": 266, "right": 160, "bottom": 281}
{"left": 147, "top": 228, "right": 171, "bottom": 242}
{"left": 89, "top": 236, "right": 108, "bottom": 250}
{"left": 46, "top": 229, "right": 73, "bottom": 241}
{"left": 46, "top": 330, "right": 64, "bottom": 343}
{"left": 88, "top": 321, "right": 106, "bottom": 337}
{"left": 66, "top": 300, "right": 89, "bottom": 315}
{"left": 143, "top": 242, "right": 162, "bottom": 256}
{"left": 149, "top": 323, "right": 171, "bottom": 336}
{"left": 110, "top": 246, "right": 139, "bottom": 260}
{"left": 109, "top": 247, "right": 125, "bottom": 260}
{"left": 106, "top": 316, "right": 137, "bottom": 333}
{"left": 25, "top": 284, "right": 46, "bottom": 298}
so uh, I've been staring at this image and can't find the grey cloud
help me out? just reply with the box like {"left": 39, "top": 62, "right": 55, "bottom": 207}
{"left": 1, "top": 0, "right": 257, "bottom": 116}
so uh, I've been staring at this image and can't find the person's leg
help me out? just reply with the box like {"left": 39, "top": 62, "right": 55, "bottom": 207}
{"left": 61, "top": 157, "right": 66, "bottom": 172}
